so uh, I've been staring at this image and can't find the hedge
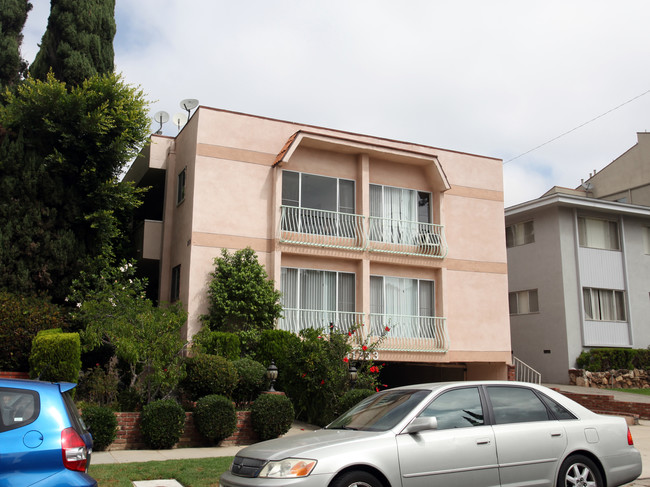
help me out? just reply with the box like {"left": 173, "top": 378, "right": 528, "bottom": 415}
{"left": 576, "top": 348, "right": 650, "bottom": 372}
{"left": 29, "top": 329, "right": 81, "bottom": 383}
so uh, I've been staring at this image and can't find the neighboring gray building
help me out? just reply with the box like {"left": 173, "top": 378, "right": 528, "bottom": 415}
{"left": 506, "top": 133, "right": 650, "bottom": 384}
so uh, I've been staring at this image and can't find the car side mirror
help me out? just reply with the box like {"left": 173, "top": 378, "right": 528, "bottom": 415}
{"left": 403, "top": 416, "right": 438, "bottom": 434}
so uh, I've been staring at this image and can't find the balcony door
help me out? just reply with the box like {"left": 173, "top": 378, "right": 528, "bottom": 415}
{"left": 369, "top": 184, "right": 431, "bottom": 245}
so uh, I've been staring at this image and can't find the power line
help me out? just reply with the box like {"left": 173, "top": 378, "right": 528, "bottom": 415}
{"left": 504, "top": 88, "right": 650, "bottom": 165}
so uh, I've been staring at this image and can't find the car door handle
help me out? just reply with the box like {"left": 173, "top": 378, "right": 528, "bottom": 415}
{"left": 476, "top": 438, "right": 491, "bottom": 445}
{"left": 551, "top": 432, "right": 563, "bottom": 437}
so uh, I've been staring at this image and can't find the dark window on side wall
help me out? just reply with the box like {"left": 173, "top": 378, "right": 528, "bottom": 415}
{"left": 171, "top": 265, "right": 181, "bottom": 302}
{"left": 177, "top": 168, "right": 186, "bottom": 205}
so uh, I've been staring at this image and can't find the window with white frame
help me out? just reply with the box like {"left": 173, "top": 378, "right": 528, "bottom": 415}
{"left": 369, "top": 184, "right": 432, "bottom": 244}
{"left": 577, "top": 216, "right": 620, "bottom": 250}
{"left": 506, "top": 221, "right": 534, "bottom": 248}
{"left": 281, "top": 171, "right": 355, "bottom": 236}
{"left": 583, "top": 288, "right": 626, "bottom": 321}
{"left": 509, "top": 289, "right": 539, "bottom": 315}
{"left": 177, "top": 168, "right": 186, "bottom": 205}
{"left": 370, "top": 276, "right": 435, "bottom": 337}
{"left": 280, "top": 267, "right": 355, "bottom": 332}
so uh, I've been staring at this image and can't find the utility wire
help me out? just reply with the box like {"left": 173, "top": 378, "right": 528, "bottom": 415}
{"left": 504, "top": 88, "right": 650, "bottom": 165}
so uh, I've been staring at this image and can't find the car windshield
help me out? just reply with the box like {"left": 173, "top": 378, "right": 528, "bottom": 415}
{"left": 326, "top": 389, "right": 430, "bottom": 432}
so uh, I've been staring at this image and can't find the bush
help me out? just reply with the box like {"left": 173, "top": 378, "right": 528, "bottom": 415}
{"left": 251, "top": 393, "right": 294, "bottom": 441}
{"left": 182, "top": 354, "right": 238, "bottom": 401}
{"left": 76, "top": 357, "right": 120, "bottom": 407}
{"left": 337, "top": 389, "right": 376, "bottom": 417}
{"left": 193, "top": 395, "right": 237, "bottom": 443}
{"left": 192, "top": 328, "right": 241, "bottom": 360}
{"left": 140, "top": 399, "right": 185, "bottom": 449}
{"left": 0, "top": 292, "right": 66, "bottom": 372}
{"left": 117, "top": 387, "right": 142, "bottom": 412}
{"left": 29, "top": 329, "right": 81, "bottom": 383}
{"left": 577, "top": 348, "right": 650, "bottom": 372}
{"left": 232, "top": 358, "right": 266, "bottom": 406}
{"left": 81, "top": 405, "right": 117, "bottom": 451}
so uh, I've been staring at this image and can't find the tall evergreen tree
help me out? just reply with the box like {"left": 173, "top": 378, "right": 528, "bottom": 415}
{"left": 30, "top": 0, "right": 115, "bottom": 86}
{"left": 0, "top": 0, "right": 32, "bottom": 86}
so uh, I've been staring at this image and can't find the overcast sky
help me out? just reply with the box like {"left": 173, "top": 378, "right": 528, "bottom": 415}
{"left": 20, "top": 1, "right": 650, "bottom": 207}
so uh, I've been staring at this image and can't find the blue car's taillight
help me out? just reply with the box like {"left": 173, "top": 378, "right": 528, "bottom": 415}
{"left": 61, "top": 427, "right": 88, "bottom": 472}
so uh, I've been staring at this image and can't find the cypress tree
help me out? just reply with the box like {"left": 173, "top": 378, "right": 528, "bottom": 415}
{"left": 30, "top": 0, "right": 116, "bottom": 85}
{"left": 0, "top": 0, "right": 32, "bottom": 87}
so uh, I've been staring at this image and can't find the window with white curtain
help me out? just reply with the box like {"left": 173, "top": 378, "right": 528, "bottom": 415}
{"left": 506, "top": 221, "right": 534, "bottom": 248}
{"left": 281, "top": 171, "right": 355, "bottom": 236}
{"left": 280, "top": 267, "right": 355, "bottom": 332}
{"left": 369, "top": 184, "right": 431, "bottom": 244}
{"left": 508, "top": 290, "right": 539, "bottom": 315}
{"left": 370, "top": 275, "right": 435, "bottom": 337}
{"left": 578, "top": 217, "right": 620, "bottom": 250}
{"left": 583, "top": 288, "right": 626, "bottom": 321}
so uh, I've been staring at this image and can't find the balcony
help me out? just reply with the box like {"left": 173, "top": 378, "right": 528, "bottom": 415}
{"left": 279, "top": 206, "right": 447, "bottom": 258}
{"left": 277, "top": 310, "right": 449, "bottom": 353}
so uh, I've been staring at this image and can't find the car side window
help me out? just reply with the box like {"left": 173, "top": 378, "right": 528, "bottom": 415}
{"left": 0, "top": 388, "right": 40, "bottom": 432}
{"left": 539, "top": 393, "right": 577, "bottom": 420}
{"left": 420, "top": 387, "right": 485, "bottom": 429}
{"left": 487, "top": 386, "right": 550, "bottom": 424}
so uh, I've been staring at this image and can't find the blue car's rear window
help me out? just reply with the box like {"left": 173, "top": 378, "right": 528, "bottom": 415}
{"left": 0, "top": 387, "right": 40, "bottom": 432}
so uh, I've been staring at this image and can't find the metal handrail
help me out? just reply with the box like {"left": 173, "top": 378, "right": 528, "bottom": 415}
{"left": 513, "top": 356, "right": 542, "bottom": 384}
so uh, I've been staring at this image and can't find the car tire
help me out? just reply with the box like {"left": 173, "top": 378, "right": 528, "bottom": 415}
{"left": 557, "top": 454, "right": 603, "bottom": 487}
{"left": 330, "top": 471, "right": 383, "bottom": 487}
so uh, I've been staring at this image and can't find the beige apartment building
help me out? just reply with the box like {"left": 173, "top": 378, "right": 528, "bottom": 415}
{"left": 126, "top": 107, "right": 511, "bottom": 384}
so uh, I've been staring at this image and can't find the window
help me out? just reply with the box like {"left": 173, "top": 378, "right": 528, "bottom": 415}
{"left": 0, "top": 388, "right": 39, "bottom": 431}
{"left": 487, "top": 386, "right": 550, "bottom": 424}
{"left": 177, "top": 168, "right": 186, "bottom": 205}
{"left": 280, "top": 267, "right": 355, "bottom": 332}
{"left": 538, "top": 393, "right": 576, "bottom": 420}
{"left": 509, "top": 290, "right": 539, "bottom": 315}
{"left": 171, "top": 265, "right": 181, "bottom": 302}
{"left": 369, "top": 184, "right": 432, "bottom": 244}
{"left": 420, "top": 387, "right": 484, "bottom": 429}
{"left": 505, "top": 221, "right": 534, "bottom": 248}
{"left": 370, "top": 276, "right": 435, "bottom": 337}
{"left": 578, "top": 216, "right": 619, "bottom": 250}
{"left": 583, "top": 288, "right": 626, "bottom": 321}
{"left": 644, "top": 227, "right": 650, "bottom": 255}
{"left": 281, "top": 171, "right": 355, "bottom": 236}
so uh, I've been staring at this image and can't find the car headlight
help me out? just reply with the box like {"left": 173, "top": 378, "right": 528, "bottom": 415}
{"left": 258, "top": 458, "right": 317, "bottom": 478}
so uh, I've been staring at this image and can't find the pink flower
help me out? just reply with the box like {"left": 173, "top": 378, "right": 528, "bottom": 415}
{"left": 385, "top": 326, "right": 390, "bottom": 332}
{"left": 320, "top": 379, "right": 325, "bottom": 385}
{"left": 348, "top": 332, "right": 352, "bottom": 336}
{"left": 362, "top": 345, "right": 368, "bottom": 351}
{"left": 343, "top": 357, "right": 349, "bottom": 363}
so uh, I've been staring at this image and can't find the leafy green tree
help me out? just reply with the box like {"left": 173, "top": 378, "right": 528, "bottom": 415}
{"left": 0, "top": 73, "right": 149, "bottom": 300}
{"left": 202, "top": 248, "right": 283, "bottom": 333}
{"left": 69, "top": 261, "right": 188, "bottom": 404}
{"left": 0, "top": 0, "right": 32, "bottom": 87}
{"left": 30, "top": 0, "right": 115, "bottom": 86}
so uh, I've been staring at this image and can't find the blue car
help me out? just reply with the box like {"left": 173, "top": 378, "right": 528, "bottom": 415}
{"left": 0, "top": 378, "right": 97, "bottom": 487}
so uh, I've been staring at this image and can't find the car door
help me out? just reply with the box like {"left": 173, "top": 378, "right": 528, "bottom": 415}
{"left": 396, "top": 386, "right": 500, "bottom": 487}
{"left": 486, "top": 385, "right": 568, "bottom": 487}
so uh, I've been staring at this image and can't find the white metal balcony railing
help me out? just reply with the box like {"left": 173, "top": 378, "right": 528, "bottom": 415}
{"left": 279, "top": 206, "right": 447, "bottom": 258}
{"left": 278, "top": 310, "right": 449, "bottom": 353}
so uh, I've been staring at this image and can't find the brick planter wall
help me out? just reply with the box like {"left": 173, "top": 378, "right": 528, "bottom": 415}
{"left": 107, "top": 410, "right": 257, "bottom": 451}
{"left": 0, "top": 371, "right": 30, "bottom": 379}
{"left": 553, "top": 389, "right": 650, "bottom": 420}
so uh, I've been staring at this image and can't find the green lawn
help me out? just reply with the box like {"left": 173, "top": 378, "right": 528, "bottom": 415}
{"left": 89, "top": 457, "right": 233, "bottom": 487}
{"left": 608, "top": 388, "right": 650, "bottom": 396}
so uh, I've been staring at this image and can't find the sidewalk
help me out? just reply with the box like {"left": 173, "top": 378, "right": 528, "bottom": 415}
{"left": 93, "top": 388, "right": 650, "bottom": 485}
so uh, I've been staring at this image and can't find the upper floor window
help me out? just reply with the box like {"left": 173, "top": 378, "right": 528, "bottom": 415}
{"left": 583, "top": 288, "right": 626, "bottom": 322}
{"left": 578, "top": 216, "right": 619, "bottom": 251}
{"left": 509, "top": 289, "right": 539, "bottom": 315}
{"left": 369, "top": 184, "right": 432, "bottom": 244}
{"left": 506, "top": 221, "right": 534, "bottom": 248}
{"left": 177, "top": 168, "right": 186, "bottom": 205}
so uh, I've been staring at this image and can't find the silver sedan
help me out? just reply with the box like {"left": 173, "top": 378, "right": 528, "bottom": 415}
{"left": 219, "top": 381, "right": 641, "bottom": 487}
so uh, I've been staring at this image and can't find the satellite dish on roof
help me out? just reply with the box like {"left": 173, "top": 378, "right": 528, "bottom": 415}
{"left": 172, "top": 112, "right": 188, "bottom": 133}
{"left": 153, "top": 111, "right": 169, "bottom": 134}
{"left": 581, "top": 181, "right": 594, "bottom": 191}
{"left": 180, "top": 98, "right": 199, "bottom": 119}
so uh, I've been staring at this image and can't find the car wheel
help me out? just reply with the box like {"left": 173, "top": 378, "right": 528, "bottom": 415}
{"left": 557, "top": 455, "right": 603, "bottom": 487}
{"left": 330, "top": 471, "right": 383, "bottom": 487}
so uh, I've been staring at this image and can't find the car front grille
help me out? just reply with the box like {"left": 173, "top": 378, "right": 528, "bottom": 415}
{"left": 230, "top": 456, "right": 267, "bottom": 478}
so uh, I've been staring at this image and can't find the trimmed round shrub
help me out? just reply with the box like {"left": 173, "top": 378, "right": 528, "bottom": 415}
{"left": 232, "top": 358, "right": 266, "bottom": 405}
{"left": 193, "top": 394, "right": 237, "bottom": 443}
{"left": 81, "top": 405, "right": 117, "bottom": 451}
{"left": 337, "top": 389, "right": 376, "bottom": 416}
{"left": 251, "top": 393, "right": 295, "bottom": 441}
{"left": 140, "top": 399, "right": 185, "bottom": 449}
{"left": 182, "top": 354, "right": 238, "bottom": 401}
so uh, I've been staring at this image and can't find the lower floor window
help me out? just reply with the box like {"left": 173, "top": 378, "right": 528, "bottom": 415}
{"left": 509, "top": 289, "right": 539, "bottom": 315}
{"left": 583, "top": 288, "right": 626, "bottom": 321}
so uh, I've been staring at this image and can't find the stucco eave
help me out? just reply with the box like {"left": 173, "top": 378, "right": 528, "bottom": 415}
{"left": 505, "top": 193, "right": 650, "bottom": 219}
